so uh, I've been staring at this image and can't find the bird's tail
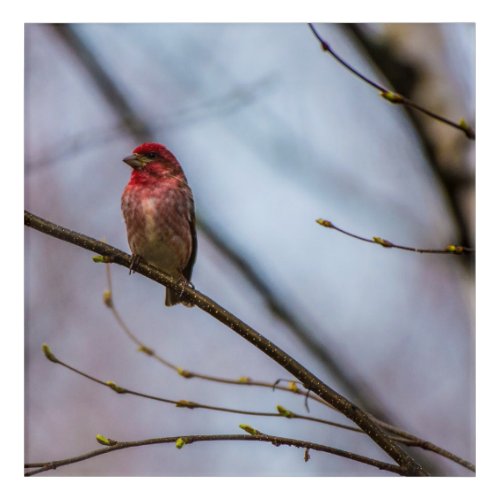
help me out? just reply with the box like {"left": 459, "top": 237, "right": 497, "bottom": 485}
{"left": 165, "top": 287, "right": 194, "bottom": 307}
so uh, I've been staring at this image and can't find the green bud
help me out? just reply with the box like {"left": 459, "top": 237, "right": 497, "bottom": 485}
{"left": 96, "top": 434, "right": 117, "bottom": 446}
{"left": 106, "top": 381, "right": 126, "bottom": 394}
{"left": 380, "top": 90, "right": 404, "bottom": 103}
{"left": 239, "top": 424, "right": 261, "bottom": 436}
{"left": 177, "top": 367, "right": 193, "bottom": 378}
{"left": 102, "top": 290, "right": 113, "bottom": 308}
{"left": 41, "top": 343, "right": 57, "bottom": 363}
{"left": 176, "top": 400, "right": 196, "bottom": 409}
{"left": 92, "top": 255, "right": 113, "bottom": 263}
{"left": 138, "top": 345, "right": 155, "bottom": 356}
{"left": 446, "top": 244, "right": 464, "bottom": 254}
{"left": 458, "top": 119, "right": 475, "bottom": 139}
{"left": 372, "top": 236, "right": 393, "bottom": 248}
{"left": 276, "top": 405, "right": 295, "bottom": 418}
{"left": 316, "top": 218, "right": 334, "bottom": 228}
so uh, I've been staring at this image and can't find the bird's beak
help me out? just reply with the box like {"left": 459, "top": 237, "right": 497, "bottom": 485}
{"left": 123, "top": 154, "right": 144, "bottom": 170}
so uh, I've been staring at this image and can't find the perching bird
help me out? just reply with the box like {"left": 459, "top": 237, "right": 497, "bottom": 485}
{"left": 121, "top": 142, "right": 197, "bottom": 306}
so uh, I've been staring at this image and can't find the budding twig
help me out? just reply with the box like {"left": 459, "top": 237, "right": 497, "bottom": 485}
{"left": 39, "top": 343, "right": 363, "bottom": 433}
{"left": 307, "top": 23, "right": 475, "bottom": 140}
{"left": 316, "top": 218, "right": 474, "bottom": 255}
{"left": 24, "top": 431, "right": 404, "bottom": 476}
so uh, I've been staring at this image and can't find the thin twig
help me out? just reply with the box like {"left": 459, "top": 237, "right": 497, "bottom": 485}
{"left": 24, "top": 210, "right": 427, "bottom": 476}
{"left": 369, "top": 416, "right": 475, "bottom": 472}
{"left": 342, "top": 24, "right": 475, "bottom": 267}
{"left": 316, "top": 218, "right": 474, "bottom": 254}
{"left": 40, "top": 344, "right": 362, "bottom": 434}
{"left": 24, "top": 432, "right": 403, "bottom": 476}
{"left": 105, "top": 265, "right": 310, "bottom": 393}
{"left": 308, "top": 23, "right": 475, "bottom": 140}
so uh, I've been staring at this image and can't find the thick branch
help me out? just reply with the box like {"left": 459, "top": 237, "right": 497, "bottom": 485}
{"left": 25, "top": 210, "right": 427, "bottom": 476}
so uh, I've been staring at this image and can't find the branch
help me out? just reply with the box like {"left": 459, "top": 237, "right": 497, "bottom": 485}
{"left": 308, "top": 23, "right": 475, "bottom": 140}
{"left": 42, "top": 338, "right": 476, "bottom": 472}
{"left": 40, "top": 343, "right": 361, "bottom": 434}
{"left": 104, "top": 263, "right": 334, "bottom": 410}
{"left": 342, "top": 24, "right": 475, "bottom": 265}
{"left": 24, "top": 210, "right": 427, "bottom": 476}
{"left": 101, "top": 265, "right": 475, "bottom": 472}
{"left": 316, "top": 218, "right": 474, "bottom": 254}
{"left": 24, "top": 431, "right": 403, "bottom": 476}
{"left": 369, "top": 416, "right": 475, "bottom": 472}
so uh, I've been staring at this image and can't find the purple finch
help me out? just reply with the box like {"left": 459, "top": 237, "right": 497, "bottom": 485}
{"left": 121, "top": 143, "right": 197, "bottom": 306}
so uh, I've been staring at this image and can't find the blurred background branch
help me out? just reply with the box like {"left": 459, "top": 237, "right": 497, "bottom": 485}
{"left": 309, "top": 23, "right": 475, "bottom": 140}
{"left": 341, "top": 24, "right": 475, "bottom": 268}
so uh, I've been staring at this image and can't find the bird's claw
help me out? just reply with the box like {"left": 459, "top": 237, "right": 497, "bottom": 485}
{"left": 175, "top": 276, "right": 195, "bottom": 303}
{"left": 129, "top": 254, "right": 142, "bottom": 275}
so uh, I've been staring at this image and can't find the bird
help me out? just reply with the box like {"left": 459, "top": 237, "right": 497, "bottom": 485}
{"left": 121, "top": 142, "right": 197, "bottom": 306}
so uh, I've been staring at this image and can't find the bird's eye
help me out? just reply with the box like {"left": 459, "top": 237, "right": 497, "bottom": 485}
{"left": 144, "top": 152, "right": 158, "bottom": 159}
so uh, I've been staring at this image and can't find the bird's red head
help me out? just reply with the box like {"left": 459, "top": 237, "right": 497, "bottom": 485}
{"left": 133, "top": 142, "right": 170, "bottom": 157}
{"left": 123, "top": 143, "right": 183, "bottom": 178}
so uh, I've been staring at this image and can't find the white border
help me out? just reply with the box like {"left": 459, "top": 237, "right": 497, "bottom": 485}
{"left": 4, "top": 0, "right": 496, "bottom": 497}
